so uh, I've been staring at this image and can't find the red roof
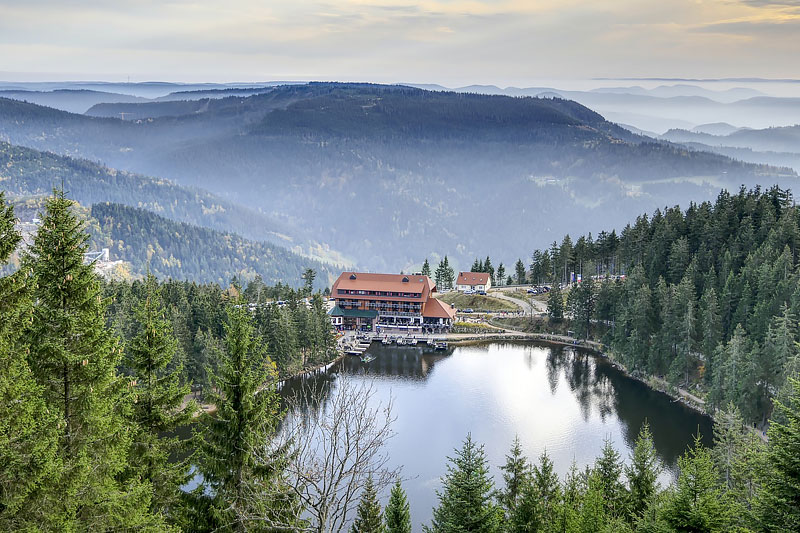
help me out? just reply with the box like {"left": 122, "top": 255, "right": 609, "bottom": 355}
{"left": 331, "top": 272, "right": 435, "bottom": 302}
{"left": 456, "top": 272, "right": 490, "bottom": 286}
{"left": 423, "top": 297, "right": 458, "bottom": 320}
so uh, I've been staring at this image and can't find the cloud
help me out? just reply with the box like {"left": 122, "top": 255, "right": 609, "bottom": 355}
{"left": 738, "top": 0, "right": 800, "bottom": 6}
{"left": 694, "top": 18, "right": 800, "bottom": 35}
{"left": 0, "top": 0, "right": 796, "bottom": 82}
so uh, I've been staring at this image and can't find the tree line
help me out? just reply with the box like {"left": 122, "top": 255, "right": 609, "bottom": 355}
{"left": 348, "top": 391, "right": 800, "bottom": 533}
{"left": 0, "top": 190, "right": 339, "bottom": 530}
{"left": 528, "top": 186, "right": 800, "bottom": 429}
{"left": 3, "top": 189, "right": 800, "bottom": 531}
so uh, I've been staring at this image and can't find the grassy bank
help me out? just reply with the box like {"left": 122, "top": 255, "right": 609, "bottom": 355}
{"left": 438, "top": 291, "right": 520, "bottom": 312}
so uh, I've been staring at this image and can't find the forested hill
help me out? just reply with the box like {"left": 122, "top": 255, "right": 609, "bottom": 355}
{"left": 535, "top": 185, "right": 800, "bottom": 427}
{"left": 90, "top": 202, "right": 336, "bottom": 287}
{"left": 0, "top": 84, "right": 796, "bottom": 270}
{"left": 0, "top": 141, "right": 350, "bottom": 265}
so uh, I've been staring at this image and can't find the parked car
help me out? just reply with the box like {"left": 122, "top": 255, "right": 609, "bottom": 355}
{"left": 527, "top": 288, "right": 538, "bottom": 294}
{"left": 477, "top": 290, "right": 486, "bottom": 295}
{"left": 464, "top": 289, "right": 475, "bottom": 295}
{"left": 462, "top": 308, "right": 474, "bottom": 313}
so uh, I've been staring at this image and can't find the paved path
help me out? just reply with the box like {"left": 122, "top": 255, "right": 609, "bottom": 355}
{"left": 490, "top": 288, "right": 547, "bottom": 314}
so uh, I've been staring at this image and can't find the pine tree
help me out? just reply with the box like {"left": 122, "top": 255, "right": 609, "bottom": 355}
{"left": 427, "top": 434, "right": 501, "bottom": 533}
{"left": 660, "top": 434, "right": 734, "bottom": 532}
{"left": 515, "top": 259, "right": 527, "bottom": 285}
{"left": 351, "top": 475, "right": 385, "bottom": 533}
{"left": 24, "top": 190, "right": 159, "bottom": 530}
{"left": 509, "top": 475, "right": 544, "bottom": 533}
{"left": 422, "top": 259, "right": 431, "bottom": 277}
{"left": 193, "top": 296, "right": 299, "bottom": 531}
{"left": 0, "top": 193, "right": 59, "bottom": 528}
{"left": 496, "top": 263, "right": 505, "bottom": 287}
{"left": 756, "top": 375, "right": 800, "bottom": 532}
{"left": 498, "top": 436, "right": 530, "bottom": 516}
{"left": 532, "top": 450, "right": 560, "bottom": 516}
{"left": 385, "top": 481, "right": 411, "bottom": 533}
{"left": 625, "top": 421, "right": 660, "bottom": 521}
{"left": 302, "top": 267, "right": 316, "bottom": 296}
{"left": 758, "top": 307, "right": 797, "bottom": 423}
{"left": 126, "top": 272, "right": 196, "bottom": 519}
{"left": 712, "top": 404, "right": 764, "bottom": 517}
{"left": 547, "top": 283, "right": 564, "bottom": 322}
{"left": 594, "top": 438, "right": 626, "bottom": 517}
{"left": 566, "top": 277, "right": 597, "bottom": 339}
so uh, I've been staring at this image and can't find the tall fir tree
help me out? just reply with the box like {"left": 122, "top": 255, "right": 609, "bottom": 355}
{"left": 496, "top": 263, "right": 505, "bottom": 287}
{"left": 756, "top": 375, "right": 800, "bottom": 532}
{"left": 547, "top": 283, "right": 565, "bottom": 322}
{"left": 427, "top": 434, "right": 501, "bottom": 533}
{"left": 594, "top": 438, "right": 626, "bottom": 518}
{"left": 384, "top": 481, "right": 411, "bottom": 533}
{"left": 498, "top": 436, "right": 531, "bottom": 517}
{"left": 0, "top": 193, "right": 59, "bottom": 529}
{"left": 660, "top": 434, "right": 735, "bottom": 532}
{"left": 624, "top": 422, "right": 661, "bottom": 521}
{"left": 126, "top": 272, "right": 196, "bottom": 521}
{"left": 351, "top": 475, "right": 385, "bottom": 533}
{"left": 421, "top": 258, "right": 431, "bottom": 278}
{"left": 515, "top": 259, "right": 527, "bottom": 285}
{"left": 24, "top": 190, "right": 158, "bottom": 530}
{"left": 193, "top": 296, "right": 299, "bottom": 531}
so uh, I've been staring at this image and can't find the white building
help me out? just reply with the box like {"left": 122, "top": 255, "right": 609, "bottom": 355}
{"left": 455, "top": 272, "right": 492, "bottom": 292}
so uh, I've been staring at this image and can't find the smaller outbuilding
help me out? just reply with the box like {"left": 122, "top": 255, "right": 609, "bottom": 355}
{"left": 455, "top": 272, "right": 492, "bottom": 293}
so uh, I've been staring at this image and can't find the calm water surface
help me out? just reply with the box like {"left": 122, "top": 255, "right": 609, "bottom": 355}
{"left": 282, "top": 341, "right": 713, "bottom": 531}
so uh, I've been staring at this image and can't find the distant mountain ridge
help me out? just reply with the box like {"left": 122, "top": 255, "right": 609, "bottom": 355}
{"left": 0, "top": 83, "right": 795, "bottom": 271}
{"left": 0, "top": 141, "right": 352, "bottom": 266}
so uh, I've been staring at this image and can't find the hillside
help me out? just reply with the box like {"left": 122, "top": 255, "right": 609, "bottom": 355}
{"left": 90, "top": 202, "right": 336, "bottom": 286}
{"left": 529, "top": 185, "right": 800, "bottom": 429}
{"left": 0, "top": 141, "right": 350, "bottom": 265}
{"left": 0, "top": 89, "right": 148, "bottom": 114}
{"left": 663, "top": 124, "right": 800, "bottom": 154}
{"left": 0, "top": 83, "right": 795, "bottom": 270}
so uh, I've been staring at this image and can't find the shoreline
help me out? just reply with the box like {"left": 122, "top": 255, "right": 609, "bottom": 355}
{"left": 443, "top": 332, "right": 712, "bottom": 419}
{"left": 191, "top": 332, "right": 722, "bottom": 430}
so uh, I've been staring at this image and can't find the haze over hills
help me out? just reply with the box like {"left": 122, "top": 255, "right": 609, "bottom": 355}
{"left": 89, "top": 202, "right": 337, "bottom": 286}
{"left": 0, "top": 82, "right": 796, "bottom": 272}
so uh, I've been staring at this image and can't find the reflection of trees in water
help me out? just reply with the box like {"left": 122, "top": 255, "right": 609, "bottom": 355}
{"left": 279, "top": 342, "right": 714, "bottom": 478}
{"left": 278, "top": 345, "right": 450, "bottom": 425}
{"left": 545, "top": 347, "right": 617, "bottom": 423}
{"left": 545, "top": 346, "right": 714, "bottom": 472}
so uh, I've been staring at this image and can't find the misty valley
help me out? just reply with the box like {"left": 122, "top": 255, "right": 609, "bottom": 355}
{"left": 2, "top": 76, "right": 800, "bottom": 533}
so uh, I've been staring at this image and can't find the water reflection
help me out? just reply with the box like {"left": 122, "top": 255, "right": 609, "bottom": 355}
{"left": 280, "top": 341, "right": 713, "bottom": 531}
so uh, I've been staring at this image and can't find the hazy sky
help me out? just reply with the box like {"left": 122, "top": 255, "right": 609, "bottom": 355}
{"left": 1, "top": 0, "right": 798, "bottom": 84}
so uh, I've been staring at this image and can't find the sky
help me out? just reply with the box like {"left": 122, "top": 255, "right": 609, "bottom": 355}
{"left": 0, "top": 0, "right": 798, "bottom": 85}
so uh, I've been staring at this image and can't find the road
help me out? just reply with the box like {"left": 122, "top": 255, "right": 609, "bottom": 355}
{"left": 490, "top": 288, "right": 547, "bottom": 315}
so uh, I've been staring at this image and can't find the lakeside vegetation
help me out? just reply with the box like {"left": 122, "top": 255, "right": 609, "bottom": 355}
{"left": 2, "top": 188, "right": 800, "bottom": 531}
{"left": 507, "top": 186, "right": 800, "bottom": 431}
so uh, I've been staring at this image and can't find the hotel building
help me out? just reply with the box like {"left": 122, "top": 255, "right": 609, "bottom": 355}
{"left": 329, "top": 272, "right": 457, "bottom": 334}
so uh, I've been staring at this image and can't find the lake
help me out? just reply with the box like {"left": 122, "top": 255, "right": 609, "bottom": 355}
{"left": 280, "top": 341, "right": 713, "bottom": 531}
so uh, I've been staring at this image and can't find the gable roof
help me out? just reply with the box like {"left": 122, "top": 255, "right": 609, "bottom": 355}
{"left": 423, "top": 297, "right": 458, "bottom": 320}
{"left": 331, "top": 271, "right": 436, "bottom": 301}
{"left": 457, "top": 272, "right": 490, "bottom": 286}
